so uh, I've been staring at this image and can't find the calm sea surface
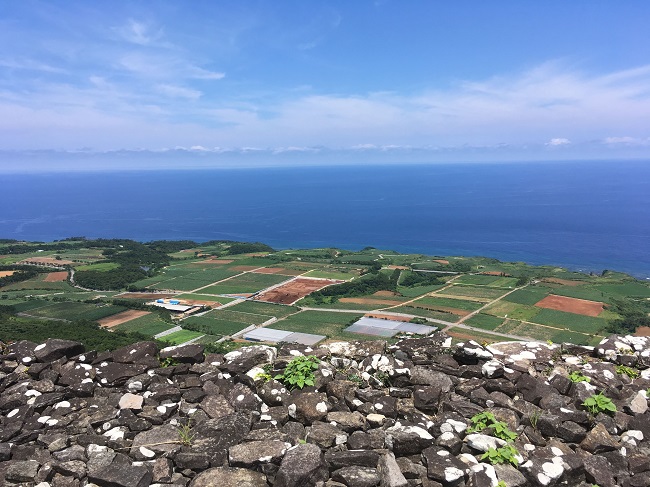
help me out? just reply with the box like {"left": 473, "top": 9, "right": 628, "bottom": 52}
{"left": 2, "top": 161, "right": 649, "bottom": 278}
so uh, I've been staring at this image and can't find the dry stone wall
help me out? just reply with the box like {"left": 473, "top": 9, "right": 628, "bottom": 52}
{"left": 0, "top": 332, "right": 649, "bottom": 487}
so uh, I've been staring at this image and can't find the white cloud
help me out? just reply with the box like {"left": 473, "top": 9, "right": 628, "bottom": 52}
{"left": 114, "top": 19, "right": 164, "bottom": 46}
{"left": 155, "top": 84, "right": 202, "bottom": 100}
{"left": 546, "top": 138, "right": 571, "bottom": 146}
{"left": 602, "top": 136, "right": 649, "bottom": 146}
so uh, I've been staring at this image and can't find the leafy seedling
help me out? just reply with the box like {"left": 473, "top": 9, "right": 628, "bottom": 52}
{"left": 615, "top": 364, "right": 639, "bottom": 379}
{"left": 568, "top": 370, "right": 590, "bottom": 383}
{"left": 274, "top": 355, "right": 320, "bottom": 390}
{"left": 582, "top": 392, "right": 617, "bottom": 415}
{"left": 481, "top": 444, "right": 520, "bottom": 467}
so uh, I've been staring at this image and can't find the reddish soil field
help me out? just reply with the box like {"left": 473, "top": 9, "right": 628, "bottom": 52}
{"left": 256, "top": 277, "right": 343, "bottom": 305}
{"left": 386, "top": 265, "right": 409, "bottom": 270}
{"left": 434, "top": 259, "right": 450, "bottom": 265}
{"left": 114, "top": 292, "right": 176, "bottom": 300}
{"left": 635, "top": 326, "right": 650, "bottom": 337}
{"left": 98, "top": 310, "right": 151, "bottom": 328}
{"left": 339, "top": 298, "right": 399, "bottom": 306}
{"left": 44, "top": 271, "right": 68, "bottom": 282}
{"left": 231, "top": 265, "right": 260, "bottom": 272}
{"left": 535, "top": 294, "right": 604, "bottom": 317}
{"left": 364, "top": 313, "right": 412, "bottom": 322}
{"left": 542, "top": 278, "right": 585, "bottom": 287}
{"left": 0, "top": 270, "right": 16, "bottom": 278}
{"left": 482, "top": 271, "right": 510, "bottom": 276}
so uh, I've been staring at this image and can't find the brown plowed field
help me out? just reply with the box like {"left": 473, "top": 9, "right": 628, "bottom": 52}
{"left": 256, "top": 278, "right": 343, "bottom": 305}
{"left": 0, "top": 270, "right": 16, "bottom": 278}
{"left": 340, "top": 298, "right": 400, "bottom": 306}
{"left": 535, "top": 294, "right": 604, "bottom": 317}
{"left": 635, "top": 326, "right": 650, "bottom": 337}
{"left": 44, "top": 271, "right": 68, "bottom": 282}
{"left": 386, "top": 265, "right": 409, "bottom": 270}
{"left": 98, "top": 310, "right": 151, "bottom": 328}
{"left": 542, "top": 278, "right": 585, "bottom": 287}
{"left": 434, "top": 259, "right": 450, "bottom": 265}
{"left": 364, "top": 313, "right": 412, "bottom": 322}
{"left": 114, "top": 292, "right": 176, "bottom": 300}
{"left": 253, "top": 267, "right": 304, "bottom": 276}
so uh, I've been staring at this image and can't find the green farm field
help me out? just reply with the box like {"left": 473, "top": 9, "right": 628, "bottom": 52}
{"left": 182, "top": 316, "right": 250, "bottom": 336}
{"left": 396, "top": 283, "right": 447, "bottom": 297}
{"left": 114, "top": 313, "right": 175, "bottom": 336}
{"left": 173, "top": 294, "right": 237, "bottom": 305}
{"left": 389, "top": 305, "right": 462, "bottom": 322}
{"left": 160, "top": 329, "right": 203, "bottom": 345}
{"left": 272, "top": 310, "right": 366, "bottom": 340}
{"left": 24, "top": 302, "right": 126, "bottom": 322}
{"left": 530, "top": 308, "right": 609, "bottom": 334}
{"left": 199, "top": 273, "right": 290, "bottom": 295}
{"left": 412, "top": 295, "right": 483, "bottom": 311}
{"left": 463, "top": 313, "right": 505, "bottom": 330}
{"left": 230, "top": 300, "right": 299, "bottom": 318}
{"left": 75, "top": 262, "right": 120, "bottom": 272}
{"left": 438, "top": 285, "right": 508, "bottom": 300}
{"left": 455, "top": 274, "right": 518, "bottom": 288}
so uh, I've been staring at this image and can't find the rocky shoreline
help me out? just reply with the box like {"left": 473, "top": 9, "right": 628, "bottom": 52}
{"left": 0, "top": 333, "right": 649, "bottom": 487}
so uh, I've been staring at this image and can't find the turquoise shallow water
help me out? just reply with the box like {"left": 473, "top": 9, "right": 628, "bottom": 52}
{"left": 2, "top": 160, "right": 649, "bottom": 278}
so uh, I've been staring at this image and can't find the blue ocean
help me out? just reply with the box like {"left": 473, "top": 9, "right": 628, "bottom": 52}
{"left": 2, "top": 161, "right": 649, "bottom": 278}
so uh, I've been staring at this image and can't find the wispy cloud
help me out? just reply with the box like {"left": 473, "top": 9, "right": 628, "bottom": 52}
{"left": 1, "top": 57, "right": 650, "bottom": 157}
{"left": 114, "top": 19, "right": 165, "bottom": 46}
{"left": 156, "top": 84, "right": 202, "bottom": 100}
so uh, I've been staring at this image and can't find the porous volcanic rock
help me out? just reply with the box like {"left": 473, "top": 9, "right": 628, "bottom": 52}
{"left": 0, "top": 332, "right": 648, "bottom": 486}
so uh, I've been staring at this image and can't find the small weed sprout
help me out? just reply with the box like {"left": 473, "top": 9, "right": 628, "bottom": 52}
{"left": 568, "top": 371, "right": 591, "bottom": 383}
{"left": 255, "top": 363, "right": 274, "bottom": 383}
{"left": 615, "top": 365, "right": 639, "bottom": 379}
{"left": 582, "top": 392, "right": 617, "bottom": 415}
{"left": 177, "top": 418, "right": 195, "bottom": 446}
{"left": 529, "top": 409, "right": 542, "bottom": 430}
{"left": 275, "top": 355, "right": 320, "bottom": 390}
{"left": 497, "top": 481, "right": 507, "bottom": 487}
{"left": 160, "top": 356, "right": 179, "bottom": 368}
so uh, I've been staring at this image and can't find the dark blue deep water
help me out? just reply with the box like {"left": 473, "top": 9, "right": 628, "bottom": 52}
{"left": 2, "top": 161, "right": 649, "bottom": 277}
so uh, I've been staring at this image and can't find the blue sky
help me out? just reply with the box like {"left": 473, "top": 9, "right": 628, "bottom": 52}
{"left": 1, "top": 0, "right": 650, "bottom": 170}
